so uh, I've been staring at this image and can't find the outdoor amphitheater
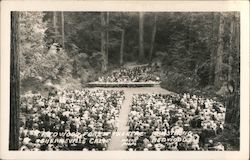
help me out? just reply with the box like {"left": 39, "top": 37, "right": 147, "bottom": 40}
{"left": 19, "top": 64, "right": 226, "bottom": 151}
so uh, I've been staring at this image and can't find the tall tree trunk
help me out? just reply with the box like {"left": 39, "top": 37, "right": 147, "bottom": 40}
{"left": 188, "top": 14, "right": 196, "bottom": 71}
{"left": 228, "top": 14, "right": 235, "bottom": 82}
{"left": 233, "top": 13, "right": 240, "bottom": 128}
{"left": 106, "top": 12, "right": 109, "bottom": 67}
{"left": 120, "top": 29, "right": 125, "bottom": 65}
{"left": 234, "top": 13, "right": 240, "bottom": 93}
{"left": 187, "top": 13, "right": 194, "bottom": 56}
{"left": 139, "top": 12, "right": 144, "bottom": 63}
{"left": 61, "top": 12, "right": 65, "bottom": 49}
{"left": 101, "top": 12, "right": 107, "bottom": 72}
{"left": 149, "top": 13, "right": 157, "bottom": 62}
{"left": 10, "top": 11, "right": 20, "bottom": 150}
{"left": 53, "top": 12, "right": 58, "bottom": 38}
{"left": 225, "top": 13, "right": 240, "bottom": 127}
{"left": 214, "top": 13, "right": 225, "bottom": 88}
{"left": 209, "top": 13, "right": 216, "bottom": 85}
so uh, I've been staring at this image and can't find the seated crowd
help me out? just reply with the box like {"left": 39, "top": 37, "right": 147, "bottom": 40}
{"left": 19, "top": 89, "right": 125, "bottom": 151}
{"left": 127, "top": 93, "right": 226, "bottom": 151}
{"left": 98, "top": 65, "right": 160, "bottom": 83}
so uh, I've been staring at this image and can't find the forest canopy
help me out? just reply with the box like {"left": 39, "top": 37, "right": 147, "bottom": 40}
{"left": 18, "top": 12, "right": 239, "bottom": 93}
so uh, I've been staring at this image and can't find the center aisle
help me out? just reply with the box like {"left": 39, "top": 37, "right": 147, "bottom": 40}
{"left": 107, "top": 91, "right": 133, "bottom": 150}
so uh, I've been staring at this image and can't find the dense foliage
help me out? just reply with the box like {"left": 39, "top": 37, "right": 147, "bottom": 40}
{"left": 19, "top": 12, "right": 47, "bottom": 79}
{"left": 19, "top": 12, "right": 239, "bottom": 91}
{"left": 19, "top": 12, "right": 71, "bottom": 87}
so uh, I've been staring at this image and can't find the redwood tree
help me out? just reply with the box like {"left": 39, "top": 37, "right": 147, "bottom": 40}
{"left": 149, "top": 13, "right": 157, "bottom": 62}
{"left": 138, "top": 12, "right": 144, "bottom": 62}
{"left": 10, "top": 11, "right": 20, "bottom": 150}
{"left": 101, "top": 12, "right": 107, "bottom": 72}
{"left": 214, "top": 13, "right": 225, "bottom": 88}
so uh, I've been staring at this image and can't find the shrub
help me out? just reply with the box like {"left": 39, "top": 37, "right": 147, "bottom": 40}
{"left": 160, "top": 71, "right": 199, "bottom": 93}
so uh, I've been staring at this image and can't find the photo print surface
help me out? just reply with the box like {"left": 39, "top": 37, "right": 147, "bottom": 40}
{"left": 9, "top": 11, "right": 240, "bottom": 151}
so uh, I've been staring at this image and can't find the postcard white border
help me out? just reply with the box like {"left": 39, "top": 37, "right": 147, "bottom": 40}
{"left": 1, "top": 1, "right": 249, "bottom": 160}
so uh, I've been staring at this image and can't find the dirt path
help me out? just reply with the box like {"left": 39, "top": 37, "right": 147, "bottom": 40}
{"left": 107, "top": 91, "right": 133, "bottom": 150}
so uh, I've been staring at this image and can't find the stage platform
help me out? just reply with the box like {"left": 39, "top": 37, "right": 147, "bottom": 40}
{"left": 86, "top": 81, "right": 160, "bottom": 87}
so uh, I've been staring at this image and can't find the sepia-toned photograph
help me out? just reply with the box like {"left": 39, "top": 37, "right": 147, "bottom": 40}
{"left": 1, "top": 1, "right": 249, "bottom": 160}
{"left": 10, "top": 11, "right": 240, "bottom": 151}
